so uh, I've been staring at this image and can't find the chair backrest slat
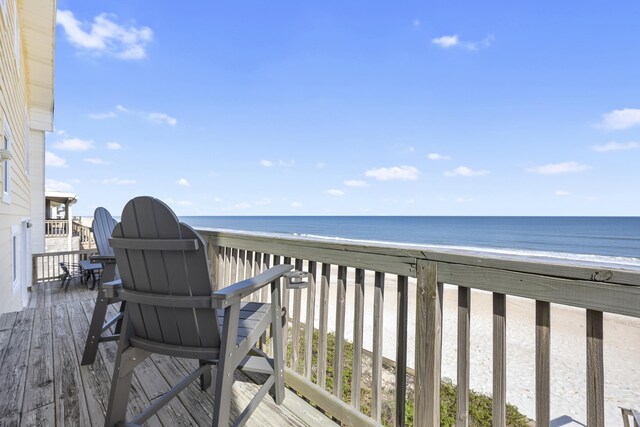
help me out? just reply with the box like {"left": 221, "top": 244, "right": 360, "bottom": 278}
{"left": 112, "top": 196, "right": 220, "bottom": 348}
{"left": 93, "top": 207, "right": 117, "bottom": 257}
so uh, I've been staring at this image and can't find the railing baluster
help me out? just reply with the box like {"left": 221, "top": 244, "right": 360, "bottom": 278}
{"left": 318, "top": 263, "right": 331, "bottom": 389}
{"left": 457, "top": 286, "right": 471, "bottom": 427}
{"left": 536, "top": 300, "right": 550, "bottom": 426}
{"left": 415, "top": 260, "right": 442, "bottom": 426}
{"left": 371, "top": 271, "right": 385, "bottom": 422}
{"left": 587, "top": 309, "right": 604, "bottom": 426}
{"left": 333, "top": 265, "right": 347, "bottom": 398}
{"left": 352, "top": 268, "right": 365, "bottom": 409}
{"left": 305, "top": 261, "right": 317, "bottom": 380}
{"left": 230, "top": 248, "right": 238, "bottom": 286}
{"left": 237, "top": 249, "right": 246, "bottom": 282}
{"left": 282, "top": 256, "right": 292, "bottom": 358}
{"left": 244, "top": 250, "right": 253, "bottom": 299}
{"left": 396, "top": 275, "right": 409, "bottom": 427}
{"left": 291, "top": 258, "right": 303, "bottom": 371}
{"left": 493, "top": 293, "right": 507, "bottom": 427}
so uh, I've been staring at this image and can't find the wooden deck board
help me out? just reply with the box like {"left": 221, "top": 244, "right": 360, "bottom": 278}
{"left": 1, "top": 282, "right": 336, "bottom": 426}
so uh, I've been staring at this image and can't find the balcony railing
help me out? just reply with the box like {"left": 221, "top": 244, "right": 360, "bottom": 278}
{"left": 32, "top": 249, "right": 97, "bottom": 283}
{"left": 31, "top": 228, "right": 640, "bottom": 426}
{"left": 44, "top": 219, "right": 69, "bottom": 237}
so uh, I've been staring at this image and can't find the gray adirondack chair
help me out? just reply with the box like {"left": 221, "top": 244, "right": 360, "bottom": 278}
{"left": 81, "top": 207, "right": 124, "bottom": 366}
{"left": 104, "top": 196, "right": 294, "bottom": 427}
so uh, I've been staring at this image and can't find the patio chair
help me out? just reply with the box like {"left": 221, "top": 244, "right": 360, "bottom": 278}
{"left": 104, "top": 196, "right": 295, "bottom": 426}
{"left": 80, "top": 207, "right": 124, "bottom": 366}
{"left": 59, "top": 261, "right": 84, "bottom": 292}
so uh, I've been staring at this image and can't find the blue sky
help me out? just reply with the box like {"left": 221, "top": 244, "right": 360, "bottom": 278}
{"left": 48, "top": 1, "right": 640, "bottom": 216}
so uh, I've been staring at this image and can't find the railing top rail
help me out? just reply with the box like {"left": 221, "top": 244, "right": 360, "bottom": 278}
{"left": 33, "top": 248, "right": 97, "bottom": 257}
{"left": 197, "top": 228, "right": 640, "bottom": 287}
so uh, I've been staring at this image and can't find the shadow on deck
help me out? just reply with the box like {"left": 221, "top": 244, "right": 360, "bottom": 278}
{"left": 0, "top": 280, "right": 335, "bottom": 426}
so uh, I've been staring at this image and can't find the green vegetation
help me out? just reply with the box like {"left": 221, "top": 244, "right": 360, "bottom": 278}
{"left": 286, "top": 327, "right": 530, "bottom": 427}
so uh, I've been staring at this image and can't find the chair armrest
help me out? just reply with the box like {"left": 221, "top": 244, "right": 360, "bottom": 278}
{"left": 102, "top": 279, "right": 122, "bottom": 299}
{"left": 90, "top": 255, "right": 117, "bottom": 264}
{"left": 284, "top": 271, "right": 311, "bottom": 289}
{"left": 212, "top": 264, "right": 293, "bottom": 304}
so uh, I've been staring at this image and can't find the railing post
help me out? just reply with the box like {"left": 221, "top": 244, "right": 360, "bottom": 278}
{"left": 415, "top": 260, "right": 442, "bottom": 426}
{"left": 493, "top": 292, "right": 507, "bottom": 427}
{"left": 536, "top": 300, "right": 550, "bottom": 426}
{"left": 587, "top": 309, "right": 604, "bottom": 426}
{"left": 457, "top": 286, "right": 471, "bottom": 427}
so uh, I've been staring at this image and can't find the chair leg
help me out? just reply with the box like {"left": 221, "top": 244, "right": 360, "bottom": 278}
{"left": 199, "top": 360, "right": 212, "bottom": 390}
{"left": 114, "top": 301, "right": 126, "bottom": 334}
{"left": 105, "top": 316, "right": 134, "bottom": 427}
{"left": 212, "top": 303, "right": 240, "bottom": 427}
{"left": 81, "top": 287, "right": 111, "bottom": 365}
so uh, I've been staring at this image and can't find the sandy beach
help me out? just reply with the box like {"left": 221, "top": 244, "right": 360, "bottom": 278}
{"left": 291, "top": 268, "right": 640, "bottom": 426}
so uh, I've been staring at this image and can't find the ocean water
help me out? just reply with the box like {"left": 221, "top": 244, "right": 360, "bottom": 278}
{"left": 181, "top": 216, "right": 640, "bottom": 268}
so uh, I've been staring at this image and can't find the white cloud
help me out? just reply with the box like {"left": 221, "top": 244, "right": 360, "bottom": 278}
{"left": 412, "top": 19, "right": 421, "bottom": 29}
{"left": 234, "top": 202, "right": 251, "bottom": 209}
{"left": 432, "top": 34, "right": 494, "bottom": 51}
{"left": 102, "top": 178, "right": 136, "bottom": 185}
{"left": 444, "top": 166, "right": 490, "bottom": 177}
{"left": 278, "top": 159, "right": 295, "bottom": 167}
{"left": 45, "top": 179, "right": 73, "bottom": 192}
{"left": 527, "top": 161, "right": 589, "bottom": 175}
{"left": 254, "top": 198, "right": 271, "bottom": 205}
{"left": 455, "top": 197, "right": 473, "bottom": 203}
{"left": 147, "top": 112, "right": 177, "bottom": 126}
{"left": 260, "top": 160, "right": 274, "bottom": 167}
{"left": 177, "top": 178, "right": 190, "bottom": 187}
{"left": 427, "top": 153, "right": 451, "bottom": 160}
{"left": 45, "top": 151, "right": 67, "bottom": 168}
{"left": 291, "top": 201, "right": 303, "bottom": 208}
{"left": 432, "top": 35, "right": 459, "bottom": 48}
{"left": 316, "top": 162, "right": 325, "bottom": 169}
{"left": 106, "top": 142, "right": 122, "bottom": 150}
{"left": 597, "top": 108, "right": 640, "bottom": 130}
{"left": 365, "top": 165, "right": 420, "bottom": 181}
{"left": 91, "top": 105, "right": 176, "bottom": 126}
{"left": 344, "top": 180, "right": 368, "bottom": 187}
{"left": 176, "top": 200, "right": 193, "bottom": 206}
{"left": 213, "top": 197, "right": 223, "bottom": 202}
{"left": 56, "top": 10, "right": 153, "bottom": 60}
{"left": 327, "top": 189, "right": 345, "bottom": 196}
{"left": 555, "top": 190, "right": 570, "bottom": 196}
{"left": 89, "top": 111, "right": 116, "bottom": 119}
{"left": 591, "top": 141, "right": 640, "bottom": 152}
{"left": 53, "top": 137, "right": 95, "bottom": 151}
{"left": 84, "top": 158, "right": 111, "bottom": 165}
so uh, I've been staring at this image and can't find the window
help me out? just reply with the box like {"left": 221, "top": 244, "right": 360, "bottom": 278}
{"left": 2, "top": 120, "right": 12, "bottom": 204}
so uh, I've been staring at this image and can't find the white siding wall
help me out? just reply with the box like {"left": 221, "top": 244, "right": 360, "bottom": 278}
{"left": 0, "top": 0, "right": 32, "bottom": 313}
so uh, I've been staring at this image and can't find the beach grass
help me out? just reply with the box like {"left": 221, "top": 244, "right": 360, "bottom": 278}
{"left": 286, "top": 327, "right": 530, "bottom": 427}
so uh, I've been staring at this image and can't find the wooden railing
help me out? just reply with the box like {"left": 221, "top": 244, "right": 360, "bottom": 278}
{"left": 45, "top": 219, "right": 69, "bottom": 237}
{"left": 199, "top": 228, "right": 640, "bottom": 427}
{"left": 72, "top": 221, "right": 94, "bottom": 247}
{"left": 32, "top": 249, "right": 97, "bottom": 284}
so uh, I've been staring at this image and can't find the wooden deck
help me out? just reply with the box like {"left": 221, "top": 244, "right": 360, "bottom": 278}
{"left": 0, "top": 281, "right": 336, "bottom": 426}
